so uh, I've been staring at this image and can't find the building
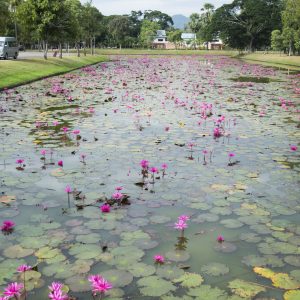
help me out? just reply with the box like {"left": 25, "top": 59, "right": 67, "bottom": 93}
{"left": 203, "top": 39, "right": 224, "bottom": 50}
{"left": 152, "top": 30, "right": 175, "bottom": 49}
{"left": 181, "top": 33, "right": 197, "bottom": 49}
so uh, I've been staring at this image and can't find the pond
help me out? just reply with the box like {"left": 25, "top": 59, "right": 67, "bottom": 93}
{"left": 0, "top": 55, "right": 299, "bottom": 300}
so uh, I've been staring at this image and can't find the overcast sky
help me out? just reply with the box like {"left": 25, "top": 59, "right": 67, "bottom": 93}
{"left": 81, "top": 0, "right": 232, "bottom": 16}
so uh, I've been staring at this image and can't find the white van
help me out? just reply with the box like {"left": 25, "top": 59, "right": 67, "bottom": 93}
{"left": 0, "top": 37, "right": 19, "bottom": 59}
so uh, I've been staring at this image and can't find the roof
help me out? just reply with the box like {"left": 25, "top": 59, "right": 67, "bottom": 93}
{"left": 0, "top": 37, "right": 16, "bottom": 41}
{"left": 181, "top": 33, "right": 196, "bottom": 40}
{"left": 156, "top": 30, "right": 166, "bottom": 37}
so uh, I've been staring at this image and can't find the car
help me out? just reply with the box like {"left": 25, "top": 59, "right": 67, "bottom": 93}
{"left": 0, "top": 37, "right": 19, "bottom": 59}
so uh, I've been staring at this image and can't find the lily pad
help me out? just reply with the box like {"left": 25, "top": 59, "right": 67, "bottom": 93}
{"left": 228, "top": 279, "right": 266, "bottom": 298}
{"left": 187, "top": 285, "right": 228, "bottom": 299}
{"left": 284, "top": 290, "right": 300, "bottom": 300}
{"left": 156, "top": 266, "right": 185, "bottom": 280}
{"left": 201, "top": 263, "right": 229, "bottom": 276}
{"left": 137, "top": 275, "right": 176, "bottom": 297}
{"left": 101, "top": 269, "right": 133, "bottom": 288}
{"left": 173, "top": 272, "right": 204, "bottom": 288}
{"left": 129, "top": 263, "right": 156, "bottom": 277}
{"left": 3, "top": 244, "right": 34, "bottom": 258}
{"left": 166, "top": 250, "right": 190, "bottom": 262}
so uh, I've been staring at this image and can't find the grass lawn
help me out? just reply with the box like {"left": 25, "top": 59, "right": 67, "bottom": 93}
{"left": 94, "top": 48, "right": 237, "bottom": 56}
{"left": 0, "top": 55, "right": 108, "bottom": 89}
{"left": 238, "top": 52, "right": 300, "bottom": 70}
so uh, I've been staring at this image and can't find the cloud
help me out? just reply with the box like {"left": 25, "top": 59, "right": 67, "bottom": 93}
{"left": 81, "top": 0, "right": 232, "bottom": 16}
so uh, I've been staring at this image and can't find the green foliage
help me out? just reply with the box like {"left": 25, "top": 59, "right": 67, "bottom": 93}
{"left": 139, "top": 19, "right": 160, "bottom": 47}
{"left": 144, "top": 10, "right": 173, "bottom": 30}
{"left": 210, "top": 0, "right": 283, "bottom": 51}
{"left": 271, "top": 30, "right": 284, "bottom": 50}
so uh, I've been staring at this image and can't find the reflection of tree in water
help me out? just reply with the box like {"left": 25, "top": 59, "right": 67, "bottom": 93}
{"left": 175, "top": 236, "right": 189, "bottom": 251}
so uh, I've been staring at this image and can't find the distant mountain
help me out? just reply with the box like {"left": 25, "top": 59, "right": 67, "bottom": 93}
{"left": 172, "top": 14, "right": 190, "bottom": 30}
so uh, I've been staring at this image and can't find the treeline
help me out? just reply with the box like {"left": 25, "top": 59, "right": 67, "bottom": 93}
{"left": 0, "top": 0, "right": 175, "bottom": 58}
{"left": 0, "top": 0, "right": 299, "bottom": 56}
{"left": 189, "top": 0, "right": 300, "bottom": 55}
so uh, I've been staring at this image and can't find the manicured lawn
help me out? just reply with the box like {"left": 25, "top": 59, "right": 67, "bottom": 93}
{"left": 0, "top": 55, "right": 108, "bottom": 89}
{"left": 239, "top": 53, "right": 300, "bottom": 70}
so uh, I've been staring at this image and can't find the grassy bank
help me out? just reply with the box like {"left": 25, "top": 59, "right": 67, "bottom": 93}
{"left": 94, "top": 48, "right": 237, "bottom": 56}
{"left": 0, "top": 55, "right": 108, "bottom": 90}
{"left": 238, "top": 52, "right": 300, "bottom": 70}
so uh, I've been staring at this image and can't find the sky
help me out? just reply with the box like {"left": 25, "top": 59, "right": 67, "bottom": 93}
{"left": 81, "top": 0, "right": 232, "bottom": 17}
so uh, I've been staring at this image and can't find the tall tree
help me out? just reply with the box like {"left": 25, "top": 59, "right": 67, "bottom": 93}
{"left": 210, "top": 0, "right": 283, "bottom": 51}
{"left": 139, "top": 19, "right": 160, "bottom": 48}
{"left": 0, "top": 0, "right": 13, "bottom": 36}
{"left": 281, "top": 0, "right": 300, "bottom": 55}
{"left": 144, "top": 10, "right": 173, "bottom": 30}
{"left": 81, "top": 1, "right": 103, "bottom": 55}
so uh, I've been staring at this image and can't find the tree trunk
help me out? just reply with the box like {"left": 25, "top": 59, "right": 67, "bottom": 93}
{"left": 90, "top": 38, "right": 93, "bottom": 55}
{"left": 84, "top": 42, "right": 86, "bottom": 56}
{"left": 77, "top": 43, "right": 80, "bottom": 57}
{"left": 59, "top": 43, "right": 62, "bottom": 58}
{"left": 249, "top": 36, "right": 254, "bottom": 52}
{"left": 43, "top": 41, "right": 48, "bottom": 60}
{"left": 288, "top": 40, "right": 292, "bottom": 56}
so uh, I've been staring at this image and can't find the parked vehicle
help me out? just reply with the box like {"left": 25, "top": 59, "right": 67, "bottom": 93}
{"left": 0, "top": 37, "right": 19, "bottom": 59}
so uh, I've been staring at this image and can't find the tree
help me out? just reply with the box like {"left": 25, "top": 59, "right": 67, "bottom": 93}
{"left": 0, "top": 0, "right": 13, "bottom": 36}
{"left": 210, "top": 0, "right": 283, "bottom": 51}
{"left": 168, "top": 29, "right": 183, "bottom": 49}
{"left": 281, "top": 0, "right": 300, "bottom": 55}
{"left": 139, "top": 19, "right": 160, "bottom": 48}
{"left": 81, "top": 1, "right": 103, "bottom": 55}
{"left": 144, "top": 10, "right": 173, "bottom": 30}
{"left": 17, "top": 0, "right": 82, "bottom": 59}
{"left": 107, "top": 15, "right": 132, "bottom": 49}
{"left": 188, "top": 3, "right": 215, "bottom": 49}
{"left": 271, "top": 29, "right": 284, "bottom": 50}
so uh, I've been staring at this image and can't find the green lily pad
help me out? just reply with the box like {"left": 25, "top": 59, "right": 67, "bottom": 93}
{"left": 35, "top": 246, "right": 61, "bottom": 259}
{"left": 137, "top": 275, "right": 176, "bottom": 297}
{"left": 166, "top": 250, "right": 190, "bottom": 262}
{"left": 173, "top": 272, "right": 204, "bottom": 288}
{"left": 156, "top": 266, "right": 185, "bottom": 280}
{"left": 65, "top": 275, "right": 90, "bottom": 292}
{"left": 68, "top": 244, "right": 102, "bottom": 259}
{"left": 101, "top": 269, "right": 133, "bottom": 288}
{"left": 187, "top": 284, "right": 228, "bottom": 299}
{"left": 200, "top": 263, "right": 229, "bottom": 276}
{"left": 228, "top": 279, "right": 266, "bottom": 298}
{"left": 284, "top": 256, "right": 300, "bottom": 267}
{"left": 150, "top": 215, "right": 171, "bottom": 224}
{"left": 3, "top": 245, "right": 34, "bottom": 258}
{"left": 284, "top": 290, "right": 300, "bottom": 300}
{"left": 220, "top": 219, "right": 244, "bottom": 229}
{"left": 128, "top": 263, "right": 156, "bottom": 277}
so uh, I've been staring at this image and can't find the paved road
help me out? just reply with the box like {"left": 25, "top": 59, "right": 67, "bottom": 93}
{"left": 17, "top": 51, "right": 76, "bottom": 59}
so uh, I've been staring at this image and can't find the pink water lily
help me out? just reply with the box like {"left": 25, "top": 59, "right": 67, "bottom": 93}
{"left": 1, "top": 220, "right": 15, "bottom": 232}
{"left": 112, "top": 192, "right": 123, "bottom": 201}
{"left": 153, "top": 254, "right": 165, "bottom": 264}
{"left": 65, "top": 185, "right": 72, "bottom": 193}
{"left": 290, "top": 145, "right": 298, "bottom": 151}
{"left": 17, "top": 265, "right": 32, "bottom": 272}
{"left": 58, "top": 160, "right": 63, "bottom": 167}
{"left": 88, "top": 274, "right": 112, "bottom": 296}
{"left": 217, "top": 235, "right": 225, "bottom": 243}
{"left": 100, "top": 204, "right": 110, "bottom": 213}
{"left": 140, "top": 159, "right": 149, "bottom": 169}
{"left": 3, "top": 282, "right": 23, "bottom": 298}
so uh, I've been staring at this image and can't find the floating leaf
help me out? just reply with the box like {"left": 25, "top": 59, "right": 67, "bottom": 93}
{"left": 137, "top": 276, "right": 176, "bottom": 297}
{"left": 173, "top": 272, "right": 203, "bottom": 288}
{"left": 156, "top": 266, "right": 185, "bottom": 280}
{"left": 128, "top": 263, "right": 155, "bottom": 277}
{"left": 101, "top": 270, "right": 133, "bottom": 288}
{"left": 228, "top": 279, "right": 265, "bottom": 298}
{"left": 3, "top": 245, "right": 34, "bottom": 258}
{"left": 187, "top": 285, "right": 228, "bottom": 299}
{"left": 166, "top": 250, "right": 190, "bottom": 262}
{"left": 200, "top": 263, "right": 229, "bottom": 276}
{"left": 284, "top": 290, "right": 300, "bottom": 300}
{"left": 254, "top": 267, "right": 300, "bottom": 290}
